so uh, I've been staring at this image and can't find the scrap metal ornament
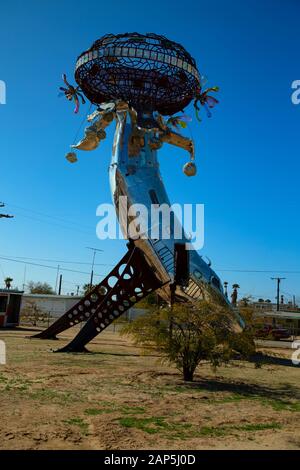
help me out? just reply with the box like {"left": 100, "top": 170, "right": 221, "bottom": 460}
{"left": 59, "top": 74, "right": 86, "bottom": 114}
{"left": 60, "top": 32, "right": 219, "bottom": 175}
{"left": 65, "top": 152, "right": 77, "bottom": 163}
{"left": 183, "top": 161, "right": 197, "bottom": 177}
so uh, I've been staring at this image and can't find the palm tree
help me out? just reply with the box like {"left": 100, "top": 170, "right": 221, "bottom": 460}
{"left": 232, "top": 283, "right": 240, "bottom": 289}
{"left": 231, "top": 284, "right": 240, "bottom": 306}
{"left": 4, "top": 277, "right": 13, "bottom": 289}
{"left": 240, "top": 296, "right": 251, "bottom": 307}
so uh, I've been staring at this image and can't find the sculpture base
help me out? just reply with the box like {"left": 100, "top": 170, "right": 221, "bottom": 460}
{"left": 31, "top": 241, "right": 164, "bottom": 351}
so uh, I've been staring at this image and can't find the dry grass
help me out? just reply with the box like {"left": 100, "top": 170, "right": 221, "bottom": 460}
{"left": 0, "top": 326, "right": 299, "bottom": 449}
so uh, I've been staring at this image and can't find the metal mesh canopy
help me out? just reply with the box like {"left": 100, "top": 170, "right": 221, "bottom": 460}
{"left": 75, "top": 32, "right": 200, "bottom": 115}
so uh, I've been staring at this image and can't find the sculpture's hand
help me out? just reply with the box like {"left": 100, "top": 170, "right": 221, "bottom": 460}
{"left": 160, "top": 129, "right": 194, "bottom": 160}
{"left": 72, "top": 112, "right": 114, "bottom": 152}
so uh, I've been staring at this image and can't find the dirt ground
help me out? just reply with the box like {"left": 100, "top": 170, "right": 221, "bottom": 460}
{"left": 0, "top": 326, "right": 299, "bottom": 450}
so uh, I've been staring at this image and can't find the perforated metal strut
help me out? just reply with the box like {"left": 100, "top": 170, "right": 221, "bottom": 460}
{"left": 31, "top": 242, "right": 163, "bottom": 352}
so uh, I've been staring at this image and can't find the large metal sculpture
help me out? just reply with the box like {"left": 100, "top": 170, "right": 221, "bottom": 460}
{"left": 33, "top": 33, "right": 241, "bottom": 351}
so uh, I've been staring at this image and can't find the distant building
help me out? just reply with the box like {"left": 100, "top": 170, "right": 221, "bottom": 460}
{"left": 20, "top": 294, "right": 146, "bottom": 323}
{"left": 251, "top": 300, "right": 299, "bottom": 312}
{"left": 21, "top": 293, "right": 81, "bottom": 319}
{"left": 0, "top": 289, "right": 23, "bottom": 327}
{"left": 250, "top": 300, "right": 300, "bottom": 333}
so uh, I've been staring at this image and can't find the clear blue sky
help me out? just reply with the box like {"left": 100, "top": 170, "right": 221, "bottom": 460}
{"left": 0, "top": 0, "right": 299, "bottom": 302}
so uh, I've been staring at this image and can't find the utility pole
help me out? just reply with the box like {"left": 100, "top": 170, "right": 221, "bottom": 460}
{"left": 55, "top": 265, "right": 60, "bottom": 293}
{"left": 86, "top": 247, "right": 103, "bottom": 288}
{"left": 22, "top": 264, "right": 27, "bottom": 291}
{"left": 271, "top": 277, "right": 286, "bottom": 312}
{"left": 58, "top": 274, "right": 62, "bottom": 295}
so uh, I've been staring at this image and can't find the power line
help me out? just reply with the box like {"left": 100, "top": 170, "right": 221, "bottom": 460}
{"left": 281, "top": 290, "right": 298, "bottom": 300}
{"left": 0, "top": 254, "right": 298, "bottom": 274}
{"left": 218, "top": 269, "right": 300, "bottom": 274}
{"left": 2, "top": 201, "right": 103, "bottom": 238}
{"left": 0, "top": 255, "right": 115, "bottom": 267}
{"left": 61, "top": 280, "right": 82, "bottom": 286}
{"left": 0, "top": 201, "right": 14, "bottom": 218}
{"left": 3, "top": 202, "right": 93, "bottom": 231}
{"left": 0, "top": 256, "right": 106, "bottom": 277}
{"left": 3, "top": 204, "right": 299, "bottom": 274}
{"left": 0, "top": 263, "right": 6, "bottom": 281}
{"left": 7, "top": 211, "right": 93, "bottom": 236}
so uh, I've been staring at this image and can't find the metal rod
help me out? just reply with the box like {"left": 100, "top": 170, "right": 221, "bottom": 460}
{"left": 86, "top": 247, "right": 103, "bottom": 289}
{"left": 58, "top": 274, "right": 62, "bottom": 295}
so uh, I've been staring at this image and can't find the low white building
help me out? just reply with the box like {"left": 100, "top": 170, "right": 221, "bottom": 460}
{"left": 21, "top": 294, "right": 147, "bottom": 321}
{"left": 21, "top": 294, "right": 81, "bottom": 319}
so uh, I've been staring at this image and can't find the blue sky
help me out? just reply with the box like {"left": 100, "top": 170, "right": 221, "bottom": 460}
{"left": 0, "top": 0, "right": 299, "bottom": 302}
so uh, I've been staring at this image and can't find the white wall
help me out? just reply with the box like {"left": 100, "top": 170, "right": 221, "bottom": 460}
{"left": 21, "top": 295, "right": 148, "bottom": 321}
{"left": 21, "top": 294, "right": 81, "bottom": 318}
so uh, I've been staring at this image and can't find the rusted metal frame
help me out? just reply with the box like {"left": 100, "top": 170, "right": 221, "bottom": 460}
{"left": 55, "top": 245, "right": 164, "bottom": 352}
{"left": 31, "top": 248, "right": 135, "bottom": 339}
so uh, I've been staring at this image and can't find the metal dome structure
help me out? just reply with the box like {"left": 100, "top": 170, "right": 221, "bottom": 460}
{"left": 74, "top": 32, "right": 201, "bottom": 115}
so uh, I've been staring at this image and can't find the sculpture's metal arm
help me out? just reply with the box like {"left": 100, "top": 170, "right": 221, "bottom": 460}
{"left": 160, "top": 130, "right": 194, "bottom": 160}
{"left": 88, "top": 111, "right": 115, "bottom": 130}
{"left": 72, "top": 111, "right": 115, "bottom": 151}
{"left": 152, "top": 114, "right": 195, "bottom": 160}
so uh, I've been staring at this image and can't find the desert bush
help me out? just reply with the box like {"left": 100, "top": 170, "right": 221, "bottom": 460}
{"left": 122, "top": 300, "right": 255, "bottom": 381}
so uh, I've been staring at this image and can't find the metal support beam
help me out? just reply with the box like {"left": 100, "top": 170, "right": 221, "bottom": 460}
{"left": 31, "top": 242, "right": 163, "bottom": 350}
